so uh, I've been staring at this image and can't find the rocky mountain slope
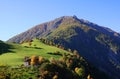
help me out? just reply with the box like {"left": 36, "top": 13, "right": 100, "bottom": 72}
{"left": 7, "top": 16, "right": 120, "bottom": 79}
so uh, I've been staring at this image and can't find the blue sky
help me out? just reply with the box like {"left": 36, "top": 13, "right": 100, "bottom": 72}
{"left": 0, "top": 0, "right": 120, "bottom": 41}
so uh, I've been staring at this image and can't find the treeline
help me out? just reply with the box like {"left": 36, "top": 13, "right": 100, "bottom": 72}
{"left": 39, "top": 38, "right": 65, "bottom": 50}
{"left": 20, "top": 37, "right": 66, "bottom": 50}
{"left": 22, "top": 38, "right": 81, "bottom": 54}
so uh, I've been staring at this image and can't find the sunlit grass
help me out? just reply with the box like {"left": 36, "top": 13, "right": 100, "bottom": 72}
{"left": 0, "top": 39, "right": 68, "bottom": 66}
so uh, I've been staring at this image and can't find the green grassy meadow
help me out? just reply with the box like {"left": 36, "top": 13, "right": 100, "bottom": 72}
{"left": 0, "top": 39, "right": 68, "bottom": 66}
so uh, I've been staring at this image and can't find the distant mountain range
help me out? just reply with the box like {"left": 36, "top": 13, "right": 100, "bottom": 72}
{"left": 7, "top": 16, "right": 120, "bottom": 79}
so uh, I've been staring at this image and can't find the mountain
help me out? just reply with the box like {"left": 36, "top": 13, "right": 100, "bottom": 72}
{"left": 7, "top": 16, "right": 120, "bottom": 79}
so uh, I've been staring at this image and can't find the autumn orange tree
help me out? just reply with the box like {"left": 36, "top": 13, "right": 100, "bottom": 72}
{"left": 30, "top": 55, "right": 38, "bottom": 65}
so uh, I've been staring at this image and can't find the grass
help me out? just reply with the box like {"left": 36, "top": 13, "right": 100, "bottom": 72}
{"left": 0, "top": 39, "right": 68, "bottom": 66}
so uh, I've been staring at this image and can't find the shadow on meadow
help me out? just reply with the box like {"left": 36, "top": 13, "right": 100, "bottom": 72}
{"left": 0, "top": 40, "right": 15, "bottom": 54}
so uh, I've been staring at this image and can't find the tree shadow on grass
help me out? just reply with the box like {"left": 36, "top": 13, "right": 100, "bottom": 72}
{"left": 24, "top": 46, "right": 42, "bottom": 49}
{"left": 0, "top": 41, "right": 15, "bottom": 55}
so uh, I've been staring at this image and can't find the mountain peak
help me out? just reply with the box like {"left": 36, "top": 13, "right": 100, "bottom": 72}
{"left": 58, "top": 15, "right": 97, "bottom": 26}
{"left": 59, "top": 15, "right": 78, "bottom": 19}
{"left": 7, "top": 16, "right": 120, "bottom": 43}
{"left": 55, "top": 15, "right": 79, "bottom": 23}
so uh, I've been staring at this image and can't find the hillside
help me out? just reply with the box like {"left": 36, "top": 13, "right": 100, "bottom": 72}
{"left": 0, "top": 39, "right": 112, "bottom": 79}
{"left": 0, "top": 39, "right": 68, "bottom": 66}
{"left": 7, "top": 16, "right": 120, "bottom": 79}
